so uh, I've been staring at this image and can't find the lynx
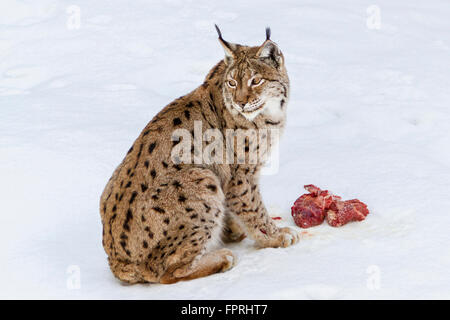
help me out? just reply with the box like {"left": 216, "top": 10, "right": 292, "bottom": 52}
{"left": 100, "top": 26, "right": 299, "bottom": 284}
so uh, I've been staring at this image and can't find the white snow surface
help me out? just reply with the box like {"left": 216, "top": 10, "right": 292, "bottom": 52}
{"left": 1, "top": 0, "right": 450, "bottom": 299}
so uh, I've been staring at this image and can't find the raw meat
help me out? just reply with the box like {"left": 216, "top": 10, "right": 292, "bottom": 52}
{"left": 291, "top": 185, "right": 369, "bottom": 228}
{"left": 326, "top": 199, "right": 370, "bottom": 227}
{"left": 290, "top": 185, "right": 336, "bottom": 228}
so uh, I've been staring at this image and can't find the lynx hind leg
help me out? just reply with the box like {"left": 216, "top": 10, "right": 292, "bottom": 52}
{"left": 147, "top": 167, "right": 234, "bottom": 284}
{"left": 108, "top": 258, "right": 159, "bottom": 284}
{"left": 222, "top": 212, "right": 247, "bottom": 243}
{"left": 160, "top": 248, "right": 236, "bottom": 284}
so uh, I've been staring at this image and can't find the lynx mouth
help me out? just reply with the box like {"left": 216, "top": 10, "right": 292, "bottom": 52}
{"left": 243, "top": 103, "right": 265, "bottom": 113}
{"left": 234, "top": 100, "right": 265, "bottom": 113}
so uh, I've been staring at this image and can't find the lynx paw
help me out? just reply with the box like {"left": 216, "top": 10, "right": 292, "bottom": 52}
{"left": 278, "top": 227, "right": 300, "bottom": 247}
{"left": 220, "top": 249, "right": 237, "bottom": 272}
{"left": 257, "top": 227, "right": 300, "bottom": 248}
{"left": 222, "top": 216, "right": 247, "bottom": 243}
{"left": 222, "top": 226, "right": 247, "bottom": 243}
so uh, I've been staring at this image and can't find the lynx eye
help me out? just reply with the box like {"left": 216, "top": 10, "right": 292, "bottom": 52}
{"left": 227, "top": 79, "right": 237, "bottom": 88}
{"left": 250, "top": 76, "right": 264, "bottom": 87}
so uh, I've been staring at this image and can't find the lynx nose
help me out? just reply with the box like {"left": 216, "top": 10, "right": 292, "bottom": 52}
{"left": 235, "top": 97, "right": 248, "bottom": 108}
{"left": 235, "top": 90, "right": 249, "bottom": 108}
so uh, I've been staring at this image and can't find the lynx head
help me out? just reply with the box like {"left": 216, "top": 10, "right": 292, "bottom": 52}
{"left": 215, "top": 25, "right": 289, "bottom": 121}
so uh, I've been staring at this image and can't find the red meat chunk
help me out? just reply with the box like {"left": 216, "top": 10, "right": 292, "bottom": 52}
{"left": 291, "top": 185, "right": 369, "bottom": 228}
{"left": 326, "top": 199, "right": 369, "bottom": 227}
{"left": 290, "top": 185, "right": 336, "bottom": 228}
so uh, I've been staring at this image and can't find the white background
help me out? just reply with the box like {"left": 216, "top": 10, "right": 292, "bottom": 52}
{"left": 1, "top": 0, "right": 449, "bottom": 299}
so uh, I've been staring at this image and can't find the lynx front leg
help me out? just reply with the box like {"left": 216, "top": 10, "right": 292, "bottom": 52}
{"left": 221, "top": 211, "right": 247, "bottom": 243}
{"left": 225, "top": 170, "right": 299, "bottom": 248}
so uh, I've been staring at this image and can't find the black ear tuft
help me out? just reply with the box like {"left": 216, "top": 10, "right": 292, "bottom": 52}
{"left": 214, "top": 24, "right": 236, "bottom": 63}
{"left": 265, "top": 27, "right": 271, "bottom": 41}
{"left": 215, "top": 24, "right": 223, "bottom": 40}
{"left": 214, "top": 24, "right": 233, "bottom": 51}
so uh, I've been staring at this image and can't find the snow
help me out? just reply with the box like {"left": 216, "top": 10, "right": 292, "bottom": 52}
{"left": 1, "top": 0, "right": 450, "bottom": 299}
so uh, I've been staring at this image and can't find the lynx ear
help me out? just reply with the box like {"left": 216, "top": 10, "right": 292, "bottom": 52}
{"left": 215, "top": 24, "right": 236, "bottom": 64}
{"left": 257, "top": 28, "right": 283, "bottom": 68}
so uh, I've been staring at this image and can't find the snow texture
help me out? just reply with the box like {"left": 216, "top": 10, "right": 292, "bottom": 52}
{"left": 1, "top": 0, "right": 450, "bottom": 299}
